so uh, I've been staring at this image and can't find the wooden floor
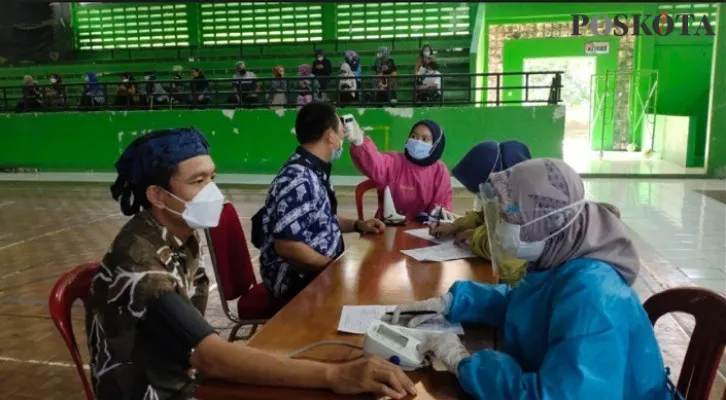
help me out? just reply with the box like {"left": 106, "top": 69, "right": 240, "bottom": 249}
{"left": 0, "top": 182, "right": 722, "bottom": 399}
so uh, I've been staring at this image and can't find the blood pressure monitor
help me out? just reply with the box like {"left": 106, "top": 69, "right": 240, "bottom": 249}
{"left": 363, "top": 320, "right": 428, "bottom": 371}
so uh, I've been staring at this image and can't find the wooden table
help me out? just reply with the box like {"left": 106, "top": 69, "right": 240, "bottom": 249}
{"left": 196, "top": 225, "right": 496, "bottom": 399}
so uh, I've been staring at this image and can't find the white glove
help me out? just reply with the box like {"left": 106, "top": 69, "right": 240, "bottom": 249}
{"left": 341, "top": 114, "right": 364, "bottom": 146}
{"left": 385, "top": 292, "right": 453, "bottom": 328}
{"left": 420, "top": 332, "right": 470, "bottom": 376}
{"left": 430, "top": 205, "right": 458, "bottom": 222}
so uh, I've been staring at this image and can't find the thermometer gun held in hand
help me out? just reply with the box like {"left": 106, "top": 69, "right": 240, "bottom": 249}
{"left": 363, "top": 320, "right": 428, "bottom": 371}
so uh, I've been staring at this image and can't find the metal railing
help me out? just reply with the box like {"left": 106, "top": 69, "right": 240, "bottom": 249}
{"left": 2, "top": 71, "right": 563, "bottom": 113}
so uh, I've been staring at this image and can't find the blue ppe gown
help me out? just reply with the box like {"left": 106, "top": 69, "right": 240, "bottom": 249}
{"left": 447, "top": 258, "right": 672, "bottom": 400}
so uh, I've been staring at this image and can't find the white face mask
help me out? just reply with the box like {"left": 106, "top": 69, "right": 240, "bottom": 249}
{"left": 423, "top": 50, "right": 431, "bottom": 57}
{"left": 166, "top": 182, "right": 225, "bottom": 229}
{"left": 50, "top": 78, "right": 57, "bottom": 84}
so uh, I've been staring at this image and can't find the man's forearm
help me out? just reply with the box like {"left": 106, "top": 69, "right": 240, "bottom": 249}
{"left": 274, "top": 239, "right": 331, "bottom": 272}
{"left": 193, "top": 335, "right": 332, "bottom": 389}
{"left": 337, "top": 216, "right": 358, "bottom": 234}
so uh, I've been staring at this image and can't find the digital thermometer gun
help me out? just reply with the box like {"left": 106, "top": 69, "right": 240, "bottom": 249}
{"left": 363, "top": 320, "right": 428, "bottom": 371}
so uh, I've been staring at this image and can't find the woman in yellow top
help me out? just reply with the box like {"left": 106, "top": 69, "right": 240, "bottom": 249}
{"left": 430, "top": 140, "right": 531, "bottom": 282}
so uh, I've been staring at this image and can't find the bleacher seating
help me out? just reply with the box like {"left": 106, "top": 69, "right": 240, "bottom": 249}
{"left": 0, "top": 36, "right": 473, "bottom": 108}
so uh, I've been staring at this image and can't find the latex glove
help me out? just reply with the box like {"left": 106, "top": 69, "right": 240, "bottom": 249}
{"left": 341, "top": 114, "right": 364, "bottom": 146}
{"left": 420, "top": 332, "right": 470, "bottom": 376}
{"left": 384, "top": 292, "right": 453, "bottom": 328}
{"left": 430, "top": 205, "right": 458, "bottom": 222}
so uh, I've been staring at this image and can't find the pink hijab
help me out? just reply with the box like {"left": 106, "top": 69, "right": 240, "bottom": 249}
{"left": 488, "top": 158, "right": 640, "bottom": 285}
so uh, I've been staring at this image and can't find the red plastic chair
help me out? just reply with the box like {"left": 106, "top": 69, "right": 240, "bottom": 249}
{"left": 643, "top": 287, "right": 726, "bottom": 400}
{"left": 48, "top": 262, "right": 99, "bottom": 400}
{"left": 355, "top": 179, "right": 381, "bottom": 220}
{"left": 205, "top": 202, "right": 281, "bottom": 341}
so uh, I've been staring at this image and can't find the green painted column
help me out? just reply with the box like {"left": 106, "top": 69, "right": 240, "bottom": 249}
{"left": 320, "top": 2, "right": 337, "bottom": 40}
{"left": 706, "top": 4, "right": 726, "bottom": 177}
{"left": 469, "top": 3, "right": 486, "bottom": 105}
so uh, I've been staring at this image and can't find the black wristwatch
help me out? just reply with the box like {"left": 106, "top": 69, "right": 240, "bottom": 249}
{"left": 354, "top": 219, "right": 364, "bottom": 233}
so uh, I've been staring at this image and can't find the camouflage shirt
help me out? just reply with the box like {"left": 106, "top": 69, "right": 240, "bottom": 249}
{"left": 85, "top": 211, "right": 210, "bottom": 400}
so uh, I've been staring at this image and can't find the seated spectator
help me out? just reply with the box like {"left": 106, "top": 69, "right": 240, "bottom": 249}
{"left": 230, "top": 61, "right": 260, "bottom": 108}
{"left": 189, "top": 68, "right": 211, "bottom": 107}
{"left": 312, "top": 48, "right": 332, "bottom": 100}
{"left": 45, "top": 73, "right": 68, "bottom": 110}
{"left": 337, "top": 62, "right": 357, "bottom": 106}
{"left": 345, "top": 117, "right": 453, "bottom": 221}
{"left": 169, "top": 72, "right": 184, "bottom": 104}
{"left": 267, "top": 65, "right": 288, "bottom": 109}
{"left": 15, "top": 75, "right": 43, "bottom": 113}
{"left": 89, "top": 127, "right": 415, "bottom": 400}
{"left": 296, "top": 64, "right": 319, "bottom": 108}
{"left": 258, "top": 103, "right": 385, "bottom": 305}
{"left": 115, "top": 72, "right": 142, "bottom": 109}
{"left": 372, "top": 47, "right": 397, "bottom": 104}
{"left": 144, "top": 72, "right": 170, "bottom": 108}
{"left": 414, "top": 43, "right": 434, "bottom": 73}
{"left": 415, "top": 59, "right": 442, "bottom": 104}
{"left": 79, "top": 72, "right": 105, "bottom": 111}
{"left": 344, "top": 49, "right": 363, "bottom": 99}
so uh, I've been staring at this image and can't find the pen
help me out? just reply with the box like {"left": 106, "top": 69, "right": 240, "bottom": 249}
{"left": 436, "top": 206, "right": 443, "bottom": 228}
{"left": 384, "top": 311, "right": 438, "bottom": 316}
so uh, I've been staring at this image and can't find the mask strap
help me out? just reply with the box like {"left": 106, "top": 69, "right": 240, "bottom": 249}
{"left": 163, "top": 188, "right": 187, "bottom": 215}
{"left": 522, "top": 198, "right": 588, "bottom": 228}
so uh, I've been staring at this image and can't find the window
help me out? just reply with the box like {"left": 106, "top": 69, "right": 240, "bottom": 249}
{"left": 657, "top": 3, "right": 719, "bottom": 29}
{"left": 199, "top": 2, "right": 323, "bottom": 45}
{"left": 74, "top": 3, "right": 190, "bottom": 50}
{"left": 336, "top": 2, "right": 471, "bottom": 40}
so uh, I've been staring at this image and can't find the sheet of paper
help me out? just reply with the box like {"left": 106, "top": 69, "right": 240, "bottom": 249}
{"left": 403, "top": 227, "right": 452, "bottom": 244}
{"left": 337, "top": 305, "right": 464, "bottom": 335}
{"left": 400, "top": 241, "right": 476, "bottom": 262}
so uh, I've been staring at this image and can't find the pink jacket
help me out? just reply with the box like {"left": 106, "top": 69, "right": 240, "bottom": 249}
{"left": 350, "top": 136, "right": 453, "bottom": 220}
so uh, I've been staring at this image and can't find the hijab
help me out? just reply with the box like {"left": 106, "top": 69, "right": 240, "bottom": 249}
{"left": 344, "top": 50, "right": 360, "bottom": 72}
{"left": 404, "top": 120, "right": 445, "bottom": 167}
{"left": 298, "top": 64, "right": 312, "bottom": 77}
{"left": 85, "top": 72, "right": 101, "bottom": 92}
{"left": 488, "top": 158, "right": 640, "bottom": 285}
{"left": 374, "top": 46, "right": 391, "bottom": 71}
{"left": 452, "top": 140, "right": 531, "bottom": 194}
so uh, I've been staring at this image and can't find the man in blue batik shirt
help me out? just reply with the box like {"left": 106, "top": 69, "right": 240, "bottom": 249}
{"left": 260, "top": 102, "right": 385, "bottom": 304}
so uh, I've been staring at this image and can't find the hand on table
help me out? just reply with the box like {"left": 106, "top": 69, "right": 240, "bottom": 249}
{"left": 385, "top": 293, "right": 453, "bottom": 328}
{"left": 325, "top": 355, "right": 416, "bottom": 399}
{"left": 430, "top": 205, "right": 458, "bottom": 221}
{"left": 356, "top": 218, "right": 385, "bottom": 234}
{"left": 454, "top": 229, "right": 474, "bottom": 247}
{"left": 429, "top": 223, "right": 455, "bottom": 239}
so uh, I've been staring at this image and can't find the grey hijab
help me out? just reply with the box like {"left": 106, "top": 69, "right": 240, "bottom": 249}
{"left": 488, "top": 158, "right": 640, "bottom": 285}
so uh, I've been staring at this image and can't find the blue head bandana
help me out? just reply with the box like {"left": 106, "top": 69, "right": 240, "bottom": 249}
{"left": 111, "top": 128, "right": 210, "bottom": 215}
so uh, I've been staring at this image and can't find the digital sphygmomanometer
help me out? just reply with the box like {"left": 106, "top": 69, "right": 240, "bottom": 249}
{"left": 287, "top": 320, "right": 430, "bottom": 371}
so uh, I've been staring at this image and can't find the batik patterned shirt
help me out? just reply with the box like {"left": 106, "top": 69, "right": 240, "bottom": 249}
{"left": 260, "top": 148, "right": 343, "bottom": 301}
{"left": 85, "top": 211, "right": 210, "bottom": 400}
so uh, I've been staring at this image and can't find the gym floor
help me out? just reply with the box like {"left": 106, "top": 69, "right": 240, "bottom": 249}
{"left": 0, "top": 180, "right": 723, "bottom": 399}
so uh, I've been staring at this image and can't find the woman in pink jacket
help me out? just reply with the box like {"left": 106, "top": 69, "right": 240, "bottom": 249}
{"left": 345, "top": 117, "right": 453, "bottom": 220}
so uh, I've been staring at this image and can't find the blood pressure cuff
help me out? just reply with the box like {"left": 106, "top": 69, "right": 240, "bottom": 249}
{"left": 139, "top": 291, "right": 216, "bottom": 369}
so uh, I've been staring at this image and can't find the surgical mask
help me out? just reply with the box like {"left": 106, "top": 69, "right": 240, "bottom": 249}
{"left": 331, "top": 134, "right": 344, "bottom": 161}
{"left": 122, "top": 78, "right": 129, "bottom": 83}
{"left": 165, "top": 183, "right": 225, "bottom": 229}
{"left": 317, "top": 56, "right": 323, "bottom": 61}
{"left": 405, "top": 138, "right": 432, "bottom": 160}
{"left": 238, "top": 69, "right": 246, "bottom": 75}
{"left": 376, "top": 53, "right": 382, "bottom": 58}
{"left": 423, "top": 50, "right": 431, "bottom": 57}
{"left": 84, "top": 76, "right": 90, "bottom": 82}
{"left": 50, "top": 78, "right": 57, "bottom": 84}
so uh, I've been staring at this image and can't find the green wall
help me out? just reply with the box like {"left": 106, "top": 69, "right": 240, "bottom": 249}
{"left": 0, "top": 106, "right": 565, "bottom": 175}
{"left": 706, "top": 4, "right": 726, "bottom": 178}
{"left": 501, "top": 36, "right": 619, "bottom": 150}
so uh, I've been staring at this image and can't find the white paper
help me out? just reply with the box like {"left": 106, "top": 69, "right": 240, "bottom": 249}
{"left": 337, "top": 305, "right": 464, "bottom": 335}
{"left": 403, "top": 227, "right": 452, "bottom": 244}
{"left": 400, "top": 241, "right": 476, "bottom": 262}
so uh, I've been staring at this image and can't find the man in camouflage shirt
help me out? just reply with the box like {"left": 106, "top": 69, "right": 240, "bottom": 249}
{"left": 85, "top": 127, "right": 416, "bottom": 400}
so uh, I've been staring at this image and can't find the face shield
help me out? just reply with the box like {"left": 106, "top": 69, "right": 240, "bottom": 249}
{"left": 480, "top": 182, "right": 529, "bottom": 286}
